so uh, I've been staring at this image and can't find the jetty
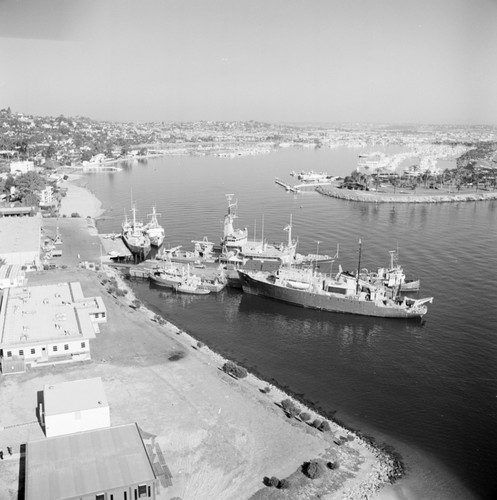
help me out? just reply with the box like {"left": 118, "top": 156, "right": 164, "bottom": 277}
{"left": 275, "top": 177, "right": 333, "bottom": 193}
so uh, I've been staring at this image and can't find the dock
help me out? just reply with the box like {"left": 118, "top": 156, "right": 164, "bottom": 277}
{"left": 274, "top": 177, "right": 333, "bottom": 193}
{"left": 98, "top": 234, "right": 133, "bottom": 262}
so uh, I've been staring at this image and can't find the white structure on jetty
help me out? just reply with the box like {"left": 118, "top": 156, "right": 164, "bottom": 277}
{"left": 0, "top": 282, "right": 107, "bottom": 374}
{"left": 42, "top": 377, "right": 111, "bottom": 437}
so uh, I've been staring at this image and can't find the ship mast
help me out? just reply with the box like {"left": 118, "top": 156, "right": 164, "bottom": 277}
{"left": 356, "top": 238, "right": 362, "bottom": 294}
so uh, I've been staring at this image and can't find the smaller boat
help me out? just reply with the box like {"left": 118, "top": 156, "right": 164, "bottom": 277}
{"left": 149, "top": 261, "right": 184, "bottom": 288}
{"left": 175, "top": 275, "right": 211, "bottom": 295}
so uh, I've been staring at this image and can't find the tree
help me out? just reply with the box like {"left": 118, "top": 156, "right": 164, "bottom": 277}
{"left": 14, "top": 171, "right": 45, "bottom": 201}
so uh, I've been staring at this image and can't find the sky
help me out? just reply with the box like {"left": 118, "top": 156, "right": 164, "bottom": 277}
{"left": 1, "top": 0, "right": 497, "bottom": 125}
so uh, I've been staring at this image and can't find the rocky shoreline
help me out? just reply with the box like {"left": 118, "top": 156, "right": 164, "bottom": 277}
{"left": 316, "top": 186, "right": 497, "bottom": 203}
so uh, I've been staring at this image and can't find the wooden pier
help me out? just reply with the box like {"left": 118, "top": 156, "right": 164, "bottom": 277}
{"left": 274, "top": 177, "right": 332, "bottom": 193}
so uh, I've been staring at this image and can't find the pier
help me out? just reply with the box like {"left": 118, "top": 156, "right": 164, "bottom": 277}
{"left": 275, "top": 177, "right": 333, "bottom": 193}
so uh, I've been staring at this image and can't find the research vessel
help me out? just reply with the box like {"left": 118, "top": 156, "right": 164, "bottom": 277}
{"left": 238, "top": 266, "right": 432, "bottom": 319}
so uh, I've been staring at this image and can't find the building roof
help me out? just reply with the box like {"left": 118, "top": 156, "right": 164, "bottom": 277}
{"left": 44, "top": 377, "right": 109, "bottom": 416}
{"left": 0, "top": 214, "right": 41, "bottom": 255}
{"left": 25, "top": 423, "right": 156, "bottom": 500}
{"left": 0, "top": 282, "right": 104, "bottom": 349}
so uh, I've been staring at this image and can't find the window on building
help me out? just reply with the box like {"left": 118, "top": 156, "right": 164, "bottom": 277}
{"left": 64, "top": 344, "right": 69, "bottom": 350}
{"left": 124, "top": 492, "right": 127, "bottom": 500}
{"left": 19, "top": 350, "right": 24, "bottom": 356}
{"left": 6, "top": 351, "right": 12, "bottom": 357}
{"left": 53, "top": 346, "right": 58, "bottom": 352}
{"left": 30, "top": 348, "right": 35, "bottom": 354}
{"left": 81, "top": 342, "right": 86, "bottom": 348}
{"left": 138, "top": 485, "right": 147, "bottom": 498}
{"left": 95, "top": 495, "right": 105, "bottom": 500}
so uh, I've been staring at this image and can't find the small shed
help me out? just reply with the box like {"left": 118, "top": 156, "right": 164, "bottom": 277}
{"left": 42, "top": 377, "right": 110, "bottom": 437}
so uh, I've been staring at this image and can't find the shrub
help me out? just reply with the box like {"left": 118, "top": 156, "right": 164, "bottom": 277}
{"left": 300, "top": 412, "right": 311, "bottom": 422}
{"left": 269, "top": 476, "right": 280, "bottom": 487}
{"left": 327, "top": 461, "right": 338, "bottom": 470}
{"left": 261, "top": 385, "right": 271, "bottom": 394}
{"left": 71, "top": 212, "right": 80, "bottom": 218}
{"left": 278, "top": 478, "right": 290, "bottom": 489}
{"left": 281, "top": 399, "right": 299, "bottom": 418}
{"left": 303, "top": 460, "right": 323, "bottom": 479}
{"left": 312, "top": 419, "right": 322, "bottom": 429}
{"left": 197, "top": 341, "right": 204, "bottom": 348}
{"left": 131, "top": 299, "right": 141, "bottom": 308}
{"left": 319, "top": 421, "right": 331, "bottom": 432}
{"left": 222, "top": 361, "right": 248, "bottom": 379}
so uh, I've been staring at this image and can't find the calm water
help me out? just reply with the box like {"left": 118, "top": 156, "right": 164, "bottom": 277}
{"left": 86, "top": 147, "right": 497, "bottom": 500}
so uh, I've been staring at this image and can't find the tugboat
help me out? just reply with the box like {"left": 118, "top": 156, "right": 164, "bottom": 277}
{"left": 144, "top": 206, "right": 165, "bottom": 247}
{"left": 121, "top": 206, "right": 151, "bottom": 259}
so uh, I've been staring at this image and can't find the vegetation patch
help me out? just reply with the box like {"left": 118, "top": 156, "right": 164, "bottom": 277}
{"left": 168, "top": 351, "right": 186, "bottom": 362}
{"left": 222, "top": 361, "right": 248, "bottom": 379}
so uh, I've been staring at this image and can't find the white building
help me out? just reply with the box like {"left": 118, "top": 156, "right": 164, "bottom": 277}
{"left": 0, "top": 281, "right": 107, "bottom": 373}
{"left": 10, "top": 160, "right": 34, "bottom": 174}
{"left": 0, "top": 214, "right": 42, "bottom": 267}
{"left": 38, "top": 186, "right": 55, "bottom": 207}
{"left": 42, "top": 377, "right": 111, "bottom": 437}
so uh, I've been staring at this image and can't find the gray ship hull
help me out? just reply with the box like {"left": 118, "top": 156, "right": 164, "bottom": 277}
{"left": 238, "top": 271, "right": 426, "bottom": 319}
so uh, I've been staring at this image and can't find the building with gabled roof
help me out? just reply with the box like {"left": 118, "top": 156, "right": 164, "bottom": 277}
{"left": 25, "top": 423, "right": 158, "bottom": 500}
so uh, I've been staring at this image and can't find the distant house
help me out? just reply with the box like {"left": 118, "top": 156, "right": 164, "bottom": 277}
{"left": 42, "top": 377, "right": 111, "bottom": 437}
{"left": 9, "top": 160, "right": 34, "bottom": 174}
{"left": 25, "top": 423, "right": 158, "bottom": 500}
{"left": 0, "top": 281, "right": 107, "bottom": 374}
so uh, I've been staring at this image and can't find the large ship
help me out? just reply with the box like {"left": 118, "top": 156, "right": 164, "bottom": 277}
{"left": 238, "top": 266, "right": 432, "bottom": 319}
{"left": 122, "top": 206, "right": 151, "bottom": 258}
{"left": 220, "top": 194, "right": 298, "bottom": 265}
{"left": 144, "top": 206, "right": 165, "bottom": 247}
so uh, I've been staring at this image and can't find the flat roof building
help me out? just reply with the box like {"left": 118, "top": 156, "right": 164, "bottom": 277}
{"left": 0, "top": 264, "right": 26, "bottom": 289}
{"left": 25, "top": 423, "right": 158, "bottom": 500}
{"left": 0, "top": 213, "right": 41, "bottom": 267}
{"left": 42, "top": 377, "right": 111, "bottom": 438}
{"left": 0, "top": 282, "right": 106, "bottom": 374}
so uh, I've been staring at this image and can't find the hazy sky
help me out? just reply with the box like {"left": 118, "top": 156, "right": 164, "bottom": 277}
{"left": 1, "top": 0, "right": 496, "bottom": 124}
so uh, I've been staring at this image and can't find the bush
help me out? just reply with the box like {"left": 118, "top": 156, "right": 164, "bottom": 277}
{"left": 300, "top": 412, "right": 311, "bottom": 422}
{"left": 71, "top": 212, "right": 80, "bottom": 218}
{"left": 263, "top": 476, "right": 280, "bottom": 487}
{"left": 197, "top": 341, "right": 204, "bottom": 348}
{"left": 131, "top": 299, "right": 141, "bottom": 308}
{"left": 261, "top": 385, "right": 271, "bottom": 394}
{"left": 319, "top": 421, "right": 331, "bottom": 432}
{"left": 222, "top": 361, "right": 248, "bottom": 379}
{"left": 312, "top": 419, "right": 322, "bottom": 429}
{"left": 278, "top": 478, "right": 290, "bottom": 489}
{"left": 281, "top": 399, "right": 299, "bottom": 418}
{"left": 303, "top": 460, "right": 323, "bottom": 479}
{"left": 327, "top": 461, "right": 338, "bottom": 470}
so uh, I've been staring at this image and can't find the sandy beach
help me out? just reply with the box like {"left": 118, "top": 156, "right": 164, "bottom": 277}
{"left": 58, "top": 174, "right": 105, "bottom": 218}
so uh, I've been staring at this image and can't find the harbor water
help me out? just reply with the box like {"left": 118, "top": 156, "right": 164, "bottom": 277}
{"left": 86, "top": 146, "right": 497, "bottom": 500}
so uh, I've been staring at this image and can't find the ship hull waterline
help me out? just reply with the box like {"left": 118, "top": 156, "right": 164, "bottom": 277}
{"left": 238, "top": 271, "right": 426, "bottom": 319}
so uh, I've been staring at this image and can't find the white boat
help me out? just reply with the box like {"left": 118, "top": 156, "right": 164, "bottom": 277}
{"left": 144, "top": 206, "right": 165, "bottom": 247}
{"left": 122, "top": 206, "right": 151, "bottom": 258}
{"left": 175, "top": 274, "right": 211, "bottom": 295}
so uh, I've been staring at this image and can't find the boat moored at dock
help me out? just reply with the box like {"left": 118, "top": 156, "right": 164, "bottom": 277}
{"left": 238, "top": 266, "right": 432, "bottom": 319}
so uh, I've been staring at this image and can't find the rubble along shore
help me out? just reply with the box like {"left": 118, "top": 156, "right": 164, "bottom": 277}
{"left": 316, "top": 186, "right": 497, "bottom": 203}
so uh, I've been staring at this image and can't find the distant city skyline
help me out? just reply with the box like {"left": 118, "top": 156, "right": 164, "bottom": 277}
{"left": 1, "top": 0, "right": 496, "bottom": 125}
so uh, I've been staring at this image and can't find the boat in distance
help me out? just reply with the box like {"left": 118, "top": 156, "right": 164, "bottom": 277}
{"left": 238, "top": 267, "right": 433, "bottom": 319}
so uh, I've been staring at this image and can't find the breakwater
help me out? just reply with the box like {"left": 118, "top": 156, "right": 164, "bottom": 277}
{"left": 316, "top": 186, "right": 497, "bottom": 203}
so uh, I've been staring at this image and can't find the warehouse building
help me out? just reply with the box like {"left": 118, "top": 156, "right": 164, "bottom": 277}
{"left": 25, "top": 423, "right": 158, "bottom": 500}
{"left": 0, "top": 281, "right": 106, "bottom": 374}
{"left": 0, "top": 213, "right": 42, "bottom": 267}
